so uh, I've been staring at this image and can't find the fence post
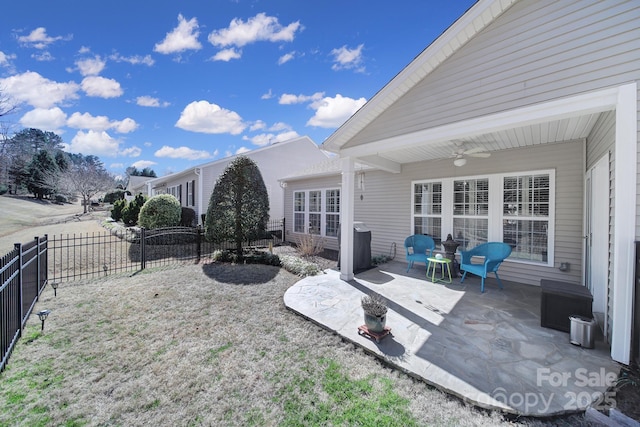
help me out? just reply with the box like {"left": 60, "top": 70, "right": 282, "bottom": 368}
{"left": 35, "top": 236, "right": 40, "bottom": 300}
{"left": 15, "top": 243, "right": 23, "bottom": 335}
{"left": 282, "top": 217, "right": 286, "bottom": 244}
{"left": 196, "top": 226, "right": 202, "bottom": 262}
{"left": 140, "top": 228, "right": 146, "bottom": 271}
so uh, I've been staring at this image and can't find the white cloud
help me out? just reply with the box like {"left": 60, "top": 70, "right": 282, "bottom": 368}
{"left": 81, "top": 76, "right": 123, "bottom": 98}
{"left": 119, "top": 146, "right": 142, "bottom": 157}
{"left": 211, "top": 48, "right": 241, "bottom": 62}
{"left": 0, "top": 51, "right": 16, "bottom": 66}
{"left": 245, "top": 129, "right": 300, "bottom": 147}
{"left": 208, "top": 13, "right": 302, "bottom": 48}
{"left": 235, "top": 146, "right": 251, "bottom": 154}
{"left": 131, "top": 160, "right": 157, "bottom": 169}
{"left": 331, "top": 44, "right": 365, "bottom": 72}
{"left": 154, "top": 14, "right": 202, "bottom": 54}
{"left": 17, "top": 27, "right": 70, "bottom": 49}
{"left": 110, "top": 163, "right": 124, "bottom": 169}
{"left": 307, "top": 94, "right": 366, "bottom": 128}
{"left": 155, "top": 145, "right": 212, "bottom": 160}
{"left": 261, "top": 89, "right": 273, "bottom": 100}
{"left": 250, "top": 120, "right": 266, "bottom": 131}
{"left": 279, "top": 92, "right": 324, "bottom": 105}
{"left": 66, "top": 112, "right": 137, "bottom": 133}
{"left": 0, "top": 71, "right": 80, "bottom": 108}
{"left": 175, "top": 100, "right": 245, "bottom": 135}
{"left": 31, "top": 51, "right": 54, "bottom": 62}
{"left": 67, "top": 130, "right": 121, "bottom": 157}
{"left": 76, "top": 56, "right": 106, "bottom": 76}
{"left": 144, "top": 141, "right": 153, "bottom": 147}
{"left": 19, "top": 107, "right": 67, "bottom": 133}
{"left": 136, "top": 96, "right": 169, "bottom": 107}
{"left": 109, "top": 52, "right": 154, "bottom": 66}
{"left": 67, "top": 112, "right": 111, "bottom": 130}
{"left": 278, "top": 51, "right": 295, "bottom": 65}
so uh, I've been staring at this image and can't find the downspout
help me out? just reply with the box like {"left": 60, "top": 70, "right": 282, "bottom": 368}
{"left": 195, "top": 167, "right": 203, "bottom": 225}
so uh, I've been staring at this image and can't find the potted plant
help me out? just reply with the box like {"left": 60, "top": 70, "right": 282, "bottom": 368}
{"left": 361, "top": 293, "right": 388, "bottom": 333}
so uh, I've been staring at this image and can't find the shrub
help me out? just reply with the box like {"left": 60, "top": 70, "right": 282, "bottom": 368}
{"left": 54, "top": 194, "right": 68, "bottom": 204}
{"left": 180, "top": 207, "right": 197, "bottom": 227}
{"left": 279, "top": 254, "right": 322, "bottom": 277}
{"left": 296, "top": 234, "right": 325, "bottom": 257}
{"left": 122, "top": 193, "right": 146, "bottom": 226}
{"left": 111, "top": 199, "right": 126, "bottom": 222}
{"left": 0, "top": 184, "right": 7, "bottom": 195}
{"left": 103, "top": 189, "right": 126, "bottom": 204}
{"left": 138, "top": 194, "right": 181, "bottom": 229}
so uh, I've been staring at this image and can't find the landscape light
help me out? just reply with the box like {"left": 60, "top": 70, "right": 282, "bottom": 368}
{"left": 37, "top": 309, "right": 51, "bottom": 331}
{"left": 51, "top": 282, "right": 58, "bottom": 297}
{"left": 103, "top": 264, "right": 108, "bottom": 276}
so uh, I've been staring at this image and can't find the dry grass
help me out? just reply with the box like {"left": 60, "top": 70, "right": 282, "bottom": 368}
{"left": 0, "top": 261, "right": 596, "bottom": 426}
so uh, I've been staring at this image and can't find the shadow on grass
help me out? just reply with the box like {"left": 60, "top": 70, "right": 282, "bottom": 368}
{"left": 201, "top": 262, "right": 280, "bottom": 285}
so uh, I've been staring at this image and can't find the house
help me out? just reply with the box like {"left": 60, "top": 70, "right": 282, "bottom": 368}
{"left": 133, "top": 136, "right": 328, "bottom": 223}
{"left": 281, "top": 0, "right": 639, "bottom": 365}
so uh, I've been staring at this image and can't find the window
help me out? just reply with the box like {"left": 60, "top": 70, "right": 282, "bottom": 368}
{"left": 412, "top": 170, "right": 554, "bottom": 265}
{"left": 187, "top": 180, "right": 195, "bottom": 206}
{"left": 293, "top": 188, "right": 340, "bottom": 237}
{"left": 167, "top": 185, "right": 181, "bottom": 203}
{"left": 503, "top": 174, "right": 550, "bottom": 262}
{"left": 326, "top": 189, "right": 340, "bottom": 237}
{"left": 294, "top": 192, "right": 306, "bottom": 233}
{"left": 412, "top": 182, "right": 442, "bottom": 244}
{"left": 453, "top": 179, "right": 488, "bottom": 250}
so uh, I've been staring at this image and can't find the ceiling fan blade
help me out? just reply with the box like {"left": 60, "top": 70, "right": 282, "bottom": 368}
{"left": 468, "top": 152, "right": 491, "bottom": 158}
{"left": 463, "top": 147, "right": 487, "bottom": 155}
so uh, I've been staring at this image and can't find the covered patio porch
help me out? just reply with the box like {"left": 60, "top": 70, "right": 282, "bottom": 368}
{"left": 284, "top": 261, "right": 620, "bottom": 417}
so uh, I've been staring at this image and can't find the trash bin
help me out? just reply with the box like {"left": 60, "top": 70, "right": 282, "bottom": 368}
{"left": 337, "top": 222, "right": 372, "bottom": 273}
{"left": 569, "top": 315, "right": 595, "bottom": 348}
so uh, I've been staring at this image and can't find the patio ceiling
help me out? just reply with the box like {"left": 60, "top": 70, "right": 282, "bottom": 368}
{"left": 361, "top": 112, "right": 603, "bottom": 166}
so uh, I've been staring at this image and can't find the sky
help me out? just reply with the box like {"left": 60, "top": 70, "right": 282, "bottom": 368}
{"left": 0, "top": 0, "right": 476, "bottom": 178}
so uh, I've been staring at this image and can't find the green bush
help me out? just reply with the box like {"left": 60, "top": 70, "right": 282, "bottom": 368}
{"left": 111, "top": 199, "right": 126, "bottom": 222}
{"left": 0, "top": 184, "right": 7, "bottom": 195}
{"left": 103, "top": 189, "right": 126, "bottom": 204}
{"left": 180, "top": 207, "right": 197, "bottom": 227}
{"left": 138, "top": 194, "right": 181, "bottom": 229}
{"left": 122, "top": 193, "right": 146, "bottom": 226}
{"left": 54, "top": 194, "right": 68, "bottom": 204}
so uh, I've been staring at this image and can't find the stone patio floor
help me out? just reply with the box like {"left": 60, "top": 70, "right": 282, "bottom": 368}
{"left": 283, "top": 260, "right": 621, "bottom": 417}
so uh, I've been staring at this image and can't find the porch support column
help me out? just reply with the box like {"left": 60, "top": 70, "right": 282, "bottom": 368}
{"left": 611, "top": 82, "right": 637, "bottom": 364}
{"left": 196, "top": 167, "right": 204, "bottom": 225}
{"left": 340, "top": 157, "right": 355, "bottom": 281}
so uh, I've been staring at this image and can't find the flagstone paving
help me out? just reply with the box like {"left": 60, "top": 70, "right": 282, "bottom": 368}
{"left": 283, "top": 261, "right": 621, "bottom": 417}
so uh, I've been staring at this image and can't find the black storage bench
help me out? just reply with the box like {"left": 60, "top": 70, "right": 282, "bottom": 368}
{"left": 540, "top": 279, "right": 593, "bottom": 332}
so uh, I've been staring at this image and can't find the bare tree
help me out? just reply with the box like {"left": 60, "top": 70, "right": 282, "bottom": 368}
{"left": 58, "top": 161, "right": 115, "bottom": 213}
{"left": 0, "top": 87, "right": 16, "bottom": 118}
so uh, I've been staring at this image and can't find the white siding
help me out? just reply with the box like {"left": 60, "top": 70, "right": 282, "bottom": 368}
{"left": 344, "top": 0, "right": 640, "bottom": 149}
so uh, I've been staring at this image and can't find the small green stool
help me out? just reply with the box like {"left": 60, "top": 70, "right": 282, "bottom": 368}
{"left": 426, "top": 257, "right": 452, "bottom": 284}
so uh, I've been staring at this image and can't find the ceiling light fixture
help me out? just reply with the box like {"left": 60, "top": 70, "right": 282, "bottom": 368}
{"left": 453, "top": 157, "right": 467, "bottom": 167}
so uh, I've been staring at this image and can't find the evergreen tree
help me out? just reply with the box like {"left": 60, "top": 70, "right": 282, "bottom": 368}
{"left": 26, "top": 150, "right": 59, "bottom": 199}
{"left": 205, "top": 156, "right": 269, "bottom": 261}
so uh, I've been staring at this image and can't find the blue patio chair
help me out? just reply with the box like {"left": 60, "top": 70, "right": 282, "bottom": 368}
{"left": 404, "top": 235, "right": 435, "bottom": 272}
{"left": 459, "top": 242, "right": 512, "bottom": 293}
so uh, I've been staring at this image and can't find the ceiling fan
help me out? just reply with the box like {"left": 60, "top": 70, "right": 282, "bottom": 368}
{"left": 451, "top": 143, "right": 491, "bottom": 167}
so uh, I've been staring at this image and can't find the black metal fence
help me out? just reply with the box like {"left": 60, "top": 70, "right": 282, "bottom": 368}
{"left": 48, "top": 218, "right": 286, "bottom": 282}
{"left": 1, "top": 236, "right": 48, "bottom": 372}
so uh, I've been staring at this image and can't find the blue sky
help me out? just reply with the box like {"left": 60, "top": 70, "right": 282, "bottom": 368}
{"left": 0, "top": 1, "right": 475, "bottom": 177}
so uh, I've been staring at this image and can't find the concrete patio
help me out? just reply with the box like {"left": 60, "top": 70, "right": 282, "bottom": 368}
{"left": 283, "top": 260, "right": 621, "bottom": 417}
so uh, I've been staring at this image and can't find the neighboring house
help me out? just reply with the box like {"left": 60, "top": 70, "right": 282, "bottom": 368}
{"left": 136, "top": 136, "right": 328, "bottom": 223}
{"left": 125, "top": 175, "right": 151, "bottom": 199}
{"left": 282, "top": 0, "right": 639, "bottom": 365}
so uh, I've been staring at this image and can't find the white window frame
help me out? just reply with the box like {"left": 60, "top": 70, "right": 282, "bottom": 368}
{"left": 411, "top": 169, "right": 554, "bottom": 266}
{"left": 293, "top": 188, "right": 340, "bottom": 238}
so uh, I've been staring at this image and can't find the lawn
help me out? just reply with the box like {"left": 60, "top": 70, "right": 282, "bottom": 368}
{"left": 0, "top": 260, "right": 586, "bottom": 427}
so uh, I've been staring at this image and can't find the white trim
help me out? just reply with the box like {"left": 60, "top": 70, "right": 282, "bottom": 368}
{"left": 611, "top": 82, "right": 637, "bottom": 365}
{"left": 339, "top": 158, "right": 355, "bottom": 281}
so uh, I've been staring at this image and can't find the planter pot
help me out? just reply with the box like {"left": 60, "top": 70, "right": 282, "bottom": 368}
{"left": 364, "top": 312, "right": 386, "bottom": 333}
